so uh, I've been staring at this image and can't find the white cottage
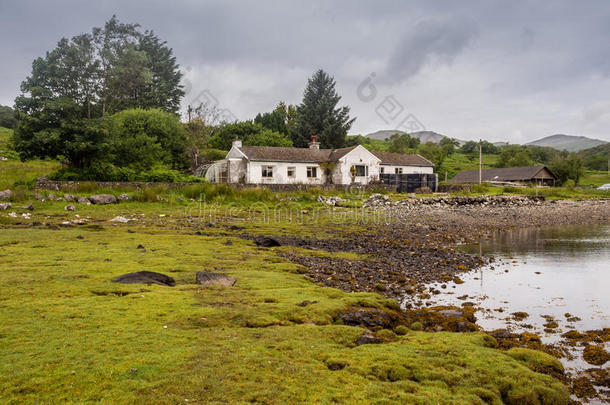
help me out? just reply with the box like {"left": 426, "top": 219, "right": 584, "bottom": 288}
{"left": 205, "top": 139, "right": 434, "bottom": 185}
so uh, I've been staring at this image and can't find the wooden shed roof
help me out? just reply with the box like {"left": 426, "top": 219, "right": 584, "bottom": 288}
{"left": 449, "top": 165, "right": 557, "bottom": 183}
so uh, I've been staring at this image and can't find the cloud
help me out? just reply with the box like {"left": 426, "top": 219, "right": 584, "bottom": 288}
{"left": 383, "top": 19, "right": 477, "bottom": 84}
{"left": 0, "top": 0, "right": 609, "bottom": 142}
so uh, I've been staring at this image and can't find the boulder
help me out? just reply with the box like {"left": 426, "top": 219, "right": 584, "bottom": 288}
{"left": 112, "top": 271, "right": 175, "bottom": 286}
{"left": 196, "top": 272, "right": 236, "bottom": 287}
{"left": 110, "top": 216, "right": 132, "bottom": 223}
{"left": 355, "top": 330, "right": 383, "bottom": 345}
{"left": 63, "top": 194, "right": 77, "bottom": 201}
{"left": 437, "top": 309, "right": 464, "bottom": 318}
{"left": 0, "top": 189, "right": 12, "bottom": 200}
{"left": 34, "top": 193, "right": 46, "bottom": 201}
{"left": 118, "top": 194, "right": 131, "bottom": 202}
{"left": 77, "top": 196, "right": 91, "bottom": 205}
{"left": 339, "top": 308, "right": 398, "bottom": 329}
{"left": 254, "top": 236, "right": 281, "bottom": 247}
{"left": 17, "top": 203, "right": 34, "bottom": 211}
{"left": 89, "top": 194, "right": 117, "bottom": 205}
{"left": 0, "top": 202, "right": 11, "bottom": 210}
{"left": 64, "top": 204, "right": 75, "bottom": 211}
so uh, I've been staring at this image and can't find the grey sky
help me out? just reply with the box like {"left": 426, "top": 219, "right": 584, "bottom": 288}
{"left": 1, "top": 0, "right": 609, "bottom": 142}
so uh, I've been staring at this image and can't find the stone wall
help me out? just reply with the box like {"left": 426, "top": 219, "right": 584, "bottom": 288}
{"left": 34, "top": 176, "right": 396, "bottom": 193}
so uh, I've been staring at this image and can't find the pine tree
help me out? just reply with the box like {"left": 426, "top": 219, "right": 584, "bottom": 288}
{"left": 292, "top": 70, "right": 355, "bottom": 148}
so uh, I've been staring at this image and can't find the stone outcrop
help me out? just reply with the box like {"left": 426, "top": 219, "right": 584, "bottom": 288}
{"left": 112, "top": 271, "right": 175, "bottom": 286}
{"left": 89, "top": 194, "right": 117, "bottom": 205}
{"left": 196, "top": 272, "right": 236, "bottom": 286}
{"left": 0, "top": 189, "right": 12, "bottom": 200}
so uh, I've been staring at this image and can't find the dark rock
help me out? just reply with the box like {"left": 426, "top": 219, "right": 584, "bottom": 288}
{"left": 89, "top": 194, "right": 117, "bottom": 205}
{"left": 196, "top": 272, "right": 236, "bottom": 286}
{"left": 297, "top": 300, "right": 318, "bottom": 307}
{"left": 18, "top": 203, "right": 34, "bottom": 211}
{"left": 437, "top": 309, "right": 464, "bottom": 318}
{"left": 112, "top": 271, "right": 175, "bottom": 286}
{"left": 355, "top": 330, "right": 383, "bottom": 345}
{"left": 489, "top": 329, "right": 513, "bottom": 339}
{"left": 254, "top": 236, "right": 281, "bottom": 247}
{"left": 339, "top": 308, "right": 398, "bottom": 329}
{"left": 136, "top": 244, "right": 145, "bottom": 249}
{"left": 224, "top": 240, "right": 233, "bottom": 246}
{"left": 64, "top": 204, "right": 75, "bottom": 211}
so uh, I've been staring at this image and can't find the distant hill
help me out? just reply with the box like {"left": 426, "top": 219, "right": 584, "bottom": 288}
{"left": 365, "top": 129, "right": 407, "bottom": 141}
{"left": 526, "top": 134, "right": 607, "bottom": 152}
{"left": 579, "top": 142, "right": 610, "bottom": 158}
{"left": 365, "top": 129, "right": 463, "bottom": 145}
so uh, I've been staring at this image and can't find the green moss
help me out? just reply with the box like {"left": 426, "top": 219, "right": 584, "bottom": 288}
{"left": 394, "top": 325, "right": 409, "bottom": 335}
{"left": 410, "top": 321, "right": 424, "bottom": 331}
{"left": 507, "top": 348, "right": 564, "bottom": 376}
{"left": 0, "top": 219, "right": 571, "bottom": 404}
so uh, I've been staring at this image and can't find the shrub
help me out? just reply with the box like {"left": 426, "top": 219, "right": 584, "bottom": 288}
{"left": 394, "top": 325, "right": 409, "bottom": 335}
{"left": 410, "top": 322, "right": 423, "bottom": 331}
{"left": 506, "top": 348, "right": 564, "bottom": 376}
{"left": 49, "top": 164, "right": 203, "bottom": 183}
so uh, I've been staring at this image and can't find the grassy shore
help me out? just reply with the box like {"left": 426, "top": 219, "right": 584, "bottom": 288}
{"left": 0, "top": 211, "right": 571, "bottom": 404}
{"left": 2, "top": 155, "right": 609, "bottom": 403}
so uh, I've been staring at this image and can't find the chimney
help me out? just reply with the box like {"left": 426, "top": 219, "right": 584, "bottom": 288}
{"left": 232, "top": 139, "right": 242, "bottom": 148}
{"left": 309, "top": 135, "right": 320, "bottom": 150}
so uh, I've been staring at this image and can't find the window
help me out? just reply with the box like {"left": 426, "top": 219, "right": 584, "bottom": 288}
{"left": 287, "top": 167, "right": 295, "bottom": 178}
{"left": 380, "top": 167, "right": 384, "bottom": 174}
{"left": 355, "top": 165, "right": 368, "bottom": 177}
{"left": 307, "top": 166, "right": 317, "bottom": 178}
{"left": 395, "top": 168, "right": 403, "bottom": 174}
{"left": 262, "top": 166, "right": 273, "bottom": 178}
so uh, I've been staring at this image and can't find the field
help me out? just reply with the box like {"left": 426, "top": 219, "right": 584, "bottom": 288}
{"left": 2, "top": 132, "right": 609, "bottom": 403}
{"left": 0, "top": 198, "right": 572, "bottom": 404}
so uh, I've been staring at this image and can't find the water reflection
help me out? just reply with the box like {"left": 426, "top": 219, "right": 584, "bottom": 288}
{"left": 405, "top": 224, "right": 610, "bottom": 379}
{"left": 462, "top": 225, "right": 610, "bottom": 257}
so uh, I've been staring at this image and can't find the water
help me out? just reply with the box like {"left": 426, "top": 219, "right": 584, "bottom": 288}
{"left": 404, "top": 224, "right": 610, "bottom": 384}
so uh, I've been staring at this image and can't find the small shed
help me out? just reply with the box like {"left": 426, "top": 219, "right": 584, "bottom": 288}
{"left": 449, "top": 165, "right": 557, "bottom": 186}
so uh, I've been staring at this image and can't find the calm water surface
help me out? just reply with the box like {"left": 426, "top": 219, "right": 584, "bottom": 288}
{"left": 405, "top": 224, "right": 610, "bottom": 377}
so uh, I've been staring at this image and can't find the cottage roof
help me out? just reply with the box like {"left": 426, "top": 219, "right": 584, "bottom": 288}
{"left": 371, "top": 151, "right": 434, "bottom": 167}
{"left": 449, "top": 165, "right": 557, "bottom": 183}
{"left": 237, "top": 146, "right": 331, "bottom": 163}
{"left": 234, "top": 144, "right": 429, "bottom": 166}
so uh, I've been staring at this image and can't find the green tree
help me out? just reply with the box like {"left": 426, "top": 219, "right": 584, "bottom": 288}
{"left": 13, "top": 16, "right": 184, "bottom": 167}
{"left": 418, "top": 142, "right": 446, "bottom": 169}
{"left": 565, "top": 153, "right": 584, "bottom": 186}
{"left": 388, "top": 133, "right": 420, "bottom": 153}
{"left": 460, "top": 140, "right": 499, "bottom": 154}
{"left": 292, "top": 70, "right": 354, "bottom": 148}
{"left": 107, "top": 108, "right": 188, "bottom": 170}
{"left": 0, "top": 105, "right": 17, "bottom": 128}
{"left": 495, "top": 145, "right": 534, "bottom": 168}
{"left": 439, "top": 137, "right": 459, "bottom": 155}
{"left": 254, "top": 109, "right": 287, "bottom": 135}
{"left": 209, "top": 121, "right": 291, "bottom": 150}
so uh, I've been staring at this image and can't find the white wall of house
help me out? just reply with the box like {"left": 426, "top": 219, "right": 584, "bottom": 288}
{"left": 215, "top": 144, "right": 434, "bottom": 185}
{"left": 379, "top": 165, "right": 434, "bottom": 175}
{"left": 246, "top": 161, "right": 326, "bottom": 185}
{"left": 332, "top": 146, "right": 381, "bottom": 185}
